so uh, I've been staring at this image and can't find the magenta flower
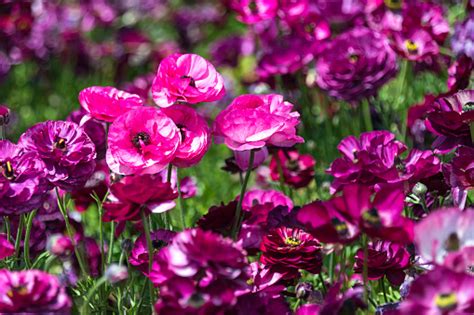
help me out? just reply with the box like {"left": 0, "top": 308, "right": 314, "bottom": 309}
{"left": 312, "top": 0, "right": 366, "bottom": 24}
{"left": 0, "top": 269, "right": 72, "bottom": 313}
{"left": 269, "top": 149, "right": 315, "bottom": 189}
{"left": 443, "top": 146, "right": 474, "bottom": 208}
{"left": 162, "top": 105, "right": 211, "bottom": 168}
{"left": 214, "top": 94, "right": 303, "bottom": 151}
{"left": 78, "top": 86, "right": 144, "bottom": 123}
{"left": 103, "top": 172, "right": 178, "bottom": 222}
{"left": 230, "top": 0, "right": 279, "bottom": 24}
{"left": 447, "top": 55, "right": 473, "bottom": 93}
{"left": 395, "top": 267, "right": 474, "bottom": 314}
{"left": 234, "top": 147, "right": 269, "bottom": 171}
{"left": 0, "top": 233, "right": 14, "bottom": 259}
{"left": 393, "top": 29, "right": 439, "bottom": 61}
{"left": 106, "top": 107, "right": 180, "bottom": 175}
{"left": 0, "top": 140, "right": 49, "bottom": 216}
{"left": 151, "top": 53, "right": 225, "bottom": 107}
{"left": 19, "top": 120, "right": 96, "bottom": 191}
{"left": 315, "top": 27, "right": 397, "bottom": 102}
{"left": 242, "top": 189, "right": 293, "bottom": 211}
{"left": 415, "top": 208, "right": 474, "bottom": 268}
{"left": 354, "top": 241, "right": 411, "bottom": 286}
{"left": 260, "top": 227, "right": 323, "bottom": 278}
{"left": 129, "top": 229, "right": 176, "bottom": 273}
{"left": 425, "top": 90, "right": 474, "bottom": 153}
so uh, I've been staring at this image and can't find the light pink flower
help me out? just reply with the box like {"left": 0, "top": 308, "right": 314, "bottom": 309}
{"left": 162, "top": 105, "right": 211, "bottom": 168}
{"left": 214, "top": 94, "right": 303, "bottom": 151}
{"left": 151, "top": 53, "right": 225, "bottom": 107}
{"left": 78, "top": 86, "right": 144, "bottom": 122}
{"left": 106, "top": 107, "right": 180, "bottom": 175}
{"left": 234, "top": 147, "right": 269, "bottom": 171}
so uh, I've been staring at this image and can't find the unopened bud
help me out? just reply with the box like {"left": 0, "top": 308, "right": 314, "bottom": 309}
{"left": 412, "top": 182, "right": 427, "bottom": 196}
{"left": 105, "top": 264, "right": 128, "bottom": 284}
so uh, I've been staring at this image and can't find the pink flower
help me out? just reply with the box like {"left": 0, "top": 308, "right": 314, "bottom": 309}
{"left": 106, "top": 107, "right": 181, "bottom": 175}
{"left": 214, "top": 94, "right": 304, "bottom": 151}
{"left": 242, "top": 189, "right": 294, "bottom": 211}
{"left": 151, "top": 53, "right": 225, "bottom": 107}
{"left": 234, "top": 147, "right": 269, "bottom": 171}
{"left": 230, "top": 0, "right": 279, "bottom": 24}
{"left": 162, "top": 105, "right": 211, "bottom": 168}
{"left": 79, "top": 86, "right": 144, "bottom": 122}
{"left": 0, "top": 233, "right": 14, "bottom": 259}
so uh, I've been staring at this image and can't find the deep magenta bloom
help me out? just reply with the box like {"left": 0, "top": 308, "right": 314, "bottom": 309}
{"left": 78, "top": 86, "right": 144, "bottom": 123}
{"left": 242, "top": 189, "right": 294, "bottom": 211}
{"left": 197, "top": 201, "right": 242, "bottom": 237}
{"left": 393, "top": 29, "right": 439, "bottom": 61}
{"left": 452, "top": 13, "right": 474, "bottom": 59}
{"left": 0, "top": 140, "right": 49, "bottom": 215}
{"left": 103, "top": 172, "right": 178, "bottom": 222}
{"left": 415, "top": 208, "right": 474, "bottom": 268}
{"left": 106, "top": 107, "right": 180, "bottom": 175}
{"left": 260, "top": 227, "right": 323, "bottom": 278}
{"left": 214, "top": 94, "right": 304, "bottom": 151}
{"left": 230, "top": 0, "right": 278, "bottom": 24}
{"left": 129, "top": 229, "right": 176, "bottom": 272}
{"left": 209, "top": 35, "right": 254, "bottom": 68}
{"left": 447, "top": 55, "right": 473, "bottom": 93}
{"left": 162, "top": 105, "right": 211, "bottom": 168}
{"left": 19, "top": 120, "right": 96, "bottom": 191}
{"left": 425, "top": 90, "right": 474, "bottom": 153}
{"left": 67, "top": 109, "right": 107, "bottom": 159}
{"left": 0, "top": 269, "right": 72, "bottom": 313}
{"left": 395, "top": 267, "right": 474, "bottom": 314}
{"left": 315, "top": 27, "right": 397, "bottom": 102}
{"left": 0, "top": 233, "right": 14, "bottom": 259}
{"left": 312, "top": 0, "right": 366, "bottom": 24}
{"left": 234, "top": 147, "right": 269, "bottom": 171}
{"left": 354, "top": 241, "right": 410, "bottom": 286}
{"left": 151, "top": 53, "right": 225, "bottom": 107}
{"left": 443, "top": 146, "right": 474, "bottom": 208}
{"left": 269, "top": 149, "right": 315, "bottom": 189}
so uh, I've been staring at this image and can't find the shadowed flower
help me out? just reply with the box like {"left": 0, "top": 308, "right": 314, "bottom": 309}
{"left": 354, "top": 241, "right": 410, "bottom": 286}
{"left": 0, "top": 269, "right": 72, "bottom": 313}
{"left": 452, "top": 13, "right": 474, "bottom": 59}
{"left": 234, "top": 147, "right": 269, "bottom": 171}
{"left": 129, "top": 229, "right": 176, "bottom": 273}
{"left": 230, "top": 0, "right": 279, "bottom": 24}
{"left": 106, "top": 107, "right": 180, "bottom": 175}
{"left": 214, "top": 94, "right": 303, "bottom": 151}
{"left": 242, "top": 189, "right": 294, "bottom": 211}
{"left": 78, "top": 86, "right": 144, "bottom": 123}
{"left": 0, "top": 233, "right": 14, "bottom": 259}
{"left": 270, "top": 149, "right": 315, "bottom": 189}
{"left": 393, "top": 29, "right": 439, "bottom": 61}
{"left": 19, "top": 120, "right": 96, "bottom": 191}
{"left": 447, "top": 55, "right": 473, "bottom": 93}
{"left": 151, "top": 53, "right": 225, "bottom": 107}
{"left": 443, "top": 146, "right": 474, "bottom": 209}
{"left": 67, "top": 109, "right": 107, "bottom": 159}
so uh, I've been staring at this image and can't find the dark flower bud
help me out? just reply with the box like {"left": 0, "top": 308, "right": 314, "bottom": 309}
{"left": 296, "top": 282, "right": 313, "bottom": 300}
{"left": 412, "top": 182, "right": 428, "bottom": 197}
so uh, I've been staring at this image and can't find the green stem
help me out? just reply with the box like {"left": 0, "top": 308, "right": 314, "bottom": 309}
{"left": 362, "top": 235, "right": 369, "bottom": 304}
{"left": 81, "top": 277, "right": 107, "bottom": 315}
{"left": 470, "top": 123, "right": 474, "bottom": 144}
{"left": 107, "top": 222, "right": 116, "bottom": 264}
{"left": 318, "top": 273, "right": 327, "bottom": 295}
{"left": 23, "top": 209, "right": 37, "bottom": 268}
{"left": 175, "top": 169, "right": 186, "bottom": 230}
{"left": 14, "top": 216, "right": 24, "bottom": 260}
{"left": 328, "top": 252, "right": 335, "bottom": 283}
{"left": 0, "top": 125, "right": 5, "bottom": 140}
{"left": 4, "top": 216, "right": 11, "bottom": 243}
{"left": 380, "top": 277, "right": 388, "bottom": 303}
{"left": 98, "top": 201, "right": 105, "bottom": 274}
{"left": 167, "top": 164, "right": 173, "bottom": 183}
{"left": 361, "top": 99, "right": 373, "bottom": 132}
{"left": 231, "top": 150, "right": 255, "bottom": 239}
{"left": 275, "top": 152, "right": 287, "bottom": 193}
{"left": 140, "top": 209, "right": 155, "bottom": 309}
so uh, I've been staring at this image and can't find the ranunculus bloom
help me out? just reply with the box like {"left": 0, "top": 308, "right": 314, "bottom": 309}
{"left": 230, "top": 0, "right": 279, "bottom": 24}
{"left": 78, "top": 86, "right": 144, "bottom": 123}
{"left": 447, "top": 55, "right": 473, "bottom": 93}
{"left": 129, "top": 229, "right": 176, "bottom": 273}
{"left": 46, "top": 234, "right": 74, "bottom": 257}
{"left": 395, "top": 267, "right": 474, "bottom": 314}
{"left": 209, "top": 35, "right": 254, "bottom": 68}
{"left": 269, "top": 149, "right": 315, "bottom": 189}
{"left": 443, "top": 146, "right": 474, "bottom": 209}
{"left": 0, "top": 269, "right": 72, "bottom": 313}
{"left": 162, "top": 105, "right": 211, "bottom": 168}
{"left": 214, "top": 94, "right": 304, "bottom": 151}
{"left": 425, "top": 90, "right": 474, "bottom": 153}
{"left": 260, "top": 227, "right": 323, "bottom": 278}
{"left": 67, "top": 109, "right": 107, "bottom": 159}
{"left": 103, "top": 172, "right": 178, "bottom": 222}
{"left": 315, "top": 27, "right": 397, "bottom": 102}
{"left": 151, "top": 53, "right": 225, "bottom": 107}
{"left": 0, "top": 140, "right": 49, "bottom": 215}
{"left": 242, "top": 189, "right": 294, "bottom": 211}
{"left": 197, "top": 201, "right": 242, "bottom": 237}
{"left": 354, "top": 241, "right": 410, "bottom": 286}
{"left": 452, "top": 13, "right": 474, "bottom": 59}
{"left": 312, "top": 0, "right": 366, "bottom": 24}
{"left": 19, "top": 120, "right": 96, "bottom": 191}
{"left": 234, "top": 147, "right": 269, "bottom": 171}
{"left": 106, "top": 107, "right": 180, "bottom": 175}
{"left": 415, "top": 207, "right": 474, "bottom": 269}
{"left": 0, "top": 233, "right": 14, "bottom": 259}
{"left": 393, "top": 29, "right": 439, "bottom": 61}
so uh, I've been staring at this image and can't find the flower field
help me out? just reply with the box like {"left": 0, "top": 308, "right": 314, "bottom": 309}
{"left": 0, "top": 0, "right": 473, "bottom": 314}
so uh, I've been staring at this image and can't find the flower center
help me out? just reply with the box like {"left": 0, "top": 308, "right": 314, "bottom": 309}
{"left": 152, "top": 240, "right": 167, "bottom": 249}
{"left": 2, "top": 161, "right": 15, "bottom": 180}
{"left": 384, "top": 0, "right": 402, "bottom": 10}
{"left": 444, "top": 232, "right": 460, "bottom": 252}
{"left": 285, "top": 237, "right": 301, "bottom": 247}
{"left": 54, "top": 137, "right": 67, "bottom": 150}
{"left": 435, "top": 293, "right": 457, "bottom": 311}
{"left": 305, "top": 23, "right": 316, "bottom": 34}
{"left": 131, "top": 132, "right": 151, "bottom": 151}
{"left": 404, "top": 40, "right": 418, "bottom": 54}
{"left": 286, "top": 159, "right": 299, "bottom": 172}
{"left": 7, "top": 285, "right": 28, "bottom": 298}
{"left": 248, "top": 1, "right": 258, "bottom": 13}
{"left": 176, "top": 124, "right": 187, "bottom": 142}
{"left": 331, "top": 218, "right": 350, "bottom": 238}
{"left": 362, "top": 208, "right": 382, "bottom": 228}
{"left": 348, "top": 53, "right": 359, "bottom": 64}
{"left": 462, "top": 101, "right": 474, "bottom": 113}
{"left": 181, "top": 75, "right": 196, "bottom": 88}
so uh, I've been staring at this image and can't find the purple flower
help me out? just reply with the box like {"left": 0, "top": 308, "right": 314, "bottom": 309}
{"left": 395, "top": 267, "right": 474, "bottom": 314}
{"left": 447, "top": 55, "right": 473, "bottom": 93}
{"left": 315, "top": 27, "right": 397, "bottom": 102}
{"left": 0, "top": 233, "right": 14, "bottom": 259}
{"left": 393, "top": 29, "right": 439, "bottom": 61}
{"left": 230, "top": 0, "right": 279, "bottom": 25}
{"left": 354, "top": 241, "right": 411, "bottom": 286}
{"left": 67, "top": 109, "right": 107, "bottom": 159}
{"left": 209, "top": 35, "right": 254, "bottom": 67}
{"left": 443, "top": 146, "right": 474, "bottom": 208}
{"left": 269, "top": 149, "right": 316, "bottom": 189}
{"left": 0, "top": 269, "right": 72, "bottom": 313}
{"left": 312, "top": 0, "right": 366, "bottom": 24}
{"left": 452, "top": 13, "right": 474, "bottom": 59}
{"left": 0, "top": 140, "right": 49, "bottom": 216}
{"left": 129, "top": 229, "right": 176, "bottom": 273}
{"left": 19, "top": 120, "right": 96, "bottom": 191}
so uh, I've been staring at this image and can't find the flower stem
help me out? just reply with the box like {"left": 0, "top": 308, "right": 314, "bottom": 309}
{"left": 361, "top": 99, "right": 373, "bottom": 132}
{"left": 14, "top": 216, "right": 24, "bottom": 260}
{"left": 380, "top": 277, "right": 388, "bottom": 303}
{"left": 318, "top": 273, "right": 327, "bottom": 295}
{"left": 231, "top": 150, "right": 255, "bottom": 240}
{"left": 362, "top": 234, "right": 369, "bottom": 304}
{"left": 23, "top": 209, "right": 37, "bottom": 268}
{"left": 81, "top": 276, "right": 107, "bottom": 315}
{"left": 140, "top": 209, "right": 155, "bottom": 310}
{"left": 4, "top": 216, "right": 11, "bottom": 243}
{"left": 175, "top": 168, "right": 186, "bottom": 230}
{"left": 107, "top": 221, "right": 116, "bottom": 264}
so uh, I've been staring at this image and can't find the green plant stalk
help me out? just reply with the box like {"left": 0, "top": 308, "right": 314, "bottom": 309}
{"left": 362, "top": 235, "right": 369, "bottom": 304}
{"left": 81, "top": 276, "right": 107, "bottom": 315}
{"left": 380, "top": 278, "right": 388, "bottom": 303}
{"left": 175, "top": 168, "right": 186, "bottom": 230}
{"left": 361, "top": 98, "right": 373, "bottom": 132}
{"left": 231, "top": 150, "right": 255, "bottom": 239}
{"left": 4, "top": 216, "right": 11, "bottom": 243}
{"left": 140, "top": 209, "right": 155, "bottom": 310}
{"left": 470, "top": 123, "right": 474, "bottom": 144}
{"left": 23, "top": 209, "right": 37, "bottom": 268}
{"left": 107, "top": 221, "right": 116, "bottom": 264}
{"left": 14, "top": 216, "right": 24, "bottom": 260}
{"left": 318, "top": 273, "right": 327, "bottom": 295}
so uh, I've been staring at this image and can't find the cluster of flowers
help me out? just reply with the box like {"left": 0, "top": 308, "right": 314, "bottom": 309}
{"left": 0, "top": 0, "right": 473, "bottom": 314}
